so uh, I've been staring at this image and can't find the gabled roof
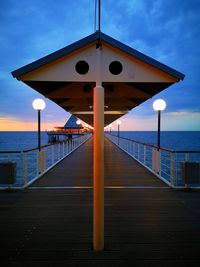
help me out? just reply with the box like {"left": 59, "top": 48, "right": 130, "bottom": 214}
{"left": 64, "top": 115, "right": 83, "bottom": 129}
{"left": 12, "top": 31, "right": 185, "bottom": 81}
{"left": 11, "top": 31, "right": 185, "bottom": 126}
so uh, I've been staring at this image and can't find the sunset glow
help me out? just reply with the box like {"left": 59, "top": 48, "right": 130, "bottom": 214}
{"left": 0, "top": 0, "right": 199, "bottom": 131}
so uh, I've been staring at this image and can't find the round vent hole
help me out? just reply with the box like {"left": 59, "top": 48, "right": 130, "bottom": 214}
{"left": 75, "top": 60, "right": 89, "bottom": 75}
{"left": 109, "top": 61, "right": 123, "bottom": 75}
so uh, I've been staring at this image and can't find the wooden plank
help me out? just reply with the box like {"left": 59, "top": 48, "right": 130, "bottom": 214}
{"left": 0, "top": 189, "right": 200, "bottom": 264}
{"left": 31, "top": 137, "right": 165, "bottom": 187}
{"left": 0, "top": 139, "right": 200, "bottom": 265}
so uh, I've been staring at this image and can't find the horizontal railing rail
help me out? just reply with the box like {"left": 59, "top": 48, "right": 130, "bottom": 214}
{"left": 0, "top": 135, "right": 85, "bottom": 154}
{"left": 105, "top": 133, "right": 200, "bottom": 188}
{"left": 0, "top": 133, "right": 92, "bottom": 189}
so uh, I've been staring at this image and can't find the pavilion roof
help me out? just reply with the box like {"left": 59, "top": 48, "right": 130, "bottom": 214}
{"left": 12, "top": 31, "right": 185, "bottom": 126}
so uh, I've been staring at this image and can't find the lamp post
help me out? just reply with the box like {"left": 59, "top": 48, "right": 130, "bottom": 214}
{"left": 153, "top": 99, "right": 166, "bottom": 151}
{"left": 117, "top": 120, "right": 121, "bottom": 137}
{"left": 32, "top": 98, "right": 46, "bottom": 151}
{"left": 76, "top": 119, "right": 81, "bottom": 135}
{"left": 109, "top": 124, "right": 113, "bottom": 134}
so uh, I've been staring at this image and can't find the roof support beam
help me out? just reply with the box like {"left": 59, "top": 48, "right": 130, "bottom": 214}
{"left": 45, "top": 83, "right": 77, "bottom": 98}
{"left": 73, "top": 110, "right": 127, "bottom": 114}
{"left": 125, "top": 83, "right": 152, "bottom": 98}
{"left": 93, "top": 84, "right": 104, "bottom": 251}
{"left": 93, "top": 46, "right": 104, "bottom": 251}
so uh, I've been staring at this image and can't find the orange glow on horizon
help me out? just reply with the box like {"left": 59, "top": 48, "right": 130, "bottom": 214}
{"left": 0, "top": 112, "right": 199, "bottom": 131}
{"left": 0, "top": 117, "right": 64, "bottom": 131}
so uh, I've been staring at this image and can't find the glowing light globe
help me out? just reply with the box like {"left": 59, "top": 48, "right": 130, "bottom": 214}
{"left": 32, "top": 98, "right": 46, "bottom": 111}
{"left": 153, "top": 99, "right": 166, "bottom": 111}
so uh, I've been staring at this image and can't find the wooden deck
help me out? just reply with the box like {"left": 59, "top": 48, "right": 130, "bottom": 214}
{"left": 31, "top": 137, "right": 166, "bottom": 188}
{"left": 1, "top": 137, "right": 200, "bottom": 266}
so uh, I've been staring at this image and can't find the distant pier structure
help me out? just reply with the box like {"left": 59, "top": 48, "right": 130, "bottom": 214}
{"left": 47, "top": 115, "right": 87, "bottom": 143}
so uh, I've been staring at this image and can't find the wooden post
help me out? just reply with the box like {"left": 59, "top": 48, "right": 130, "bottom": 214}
{"left": 93, "top": 45, "right": 104, "bottom": 251}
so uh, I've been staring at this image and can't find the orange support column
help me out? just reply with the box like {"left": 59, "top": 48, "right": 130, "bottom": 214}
{"left": 93, "top": 84, "right": 104, "bottom": 251}
{"left": 93, "top": 42, "right": 104, "bottom": 251}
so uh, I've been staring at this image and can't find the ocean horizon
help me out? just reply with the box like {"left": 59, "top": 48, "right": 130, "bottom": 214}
{"left": 0, "top": 131, "right": 200, "bottom": 151}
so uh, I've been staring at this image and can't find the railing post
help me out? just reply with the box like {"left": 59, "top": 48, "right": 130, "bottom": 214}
{"left": 170, "top": 152, "right": 176, "bottom": 186}
{"left": 62, "top": 142, "right": 65, "bottom": 158}
{"left": 68, "top": 141, "right": 70, "bottom": 152}
{"left": 152, "top": 149, "right": 160, "bottom": 174}
{"left": 51, "top": 145, "right": 54, "bottom": 165}
{"left": 21, "top": 152, "right": 28, "bottom": 187}
{"left": 58, "top": 143, "right": 60, "bottom": 160}
{"left": 130, "top": 140, "right": 132, "bottom": 156}
{"left": 144, "top": 145, "right": 146, "bottom": 165}
{"left": 64, "top": 141, "right": 67, "bottom": 156}
{"left": 159, "top": 150, "right": 162, "bottom": 175}
{"left": 37, "top": 150, "right": 46, "bottom": 176}
{"left": 185, "top": 153, "right": 189, "bottom": 161}
{"left": 133, "top": 142, "right": 135, "bottom": 157}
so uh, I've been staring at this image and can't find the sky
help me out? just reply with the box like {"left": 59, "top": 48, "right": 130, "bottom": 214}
{"left": 0, "top": 0, "right": 200, "bottom": 131}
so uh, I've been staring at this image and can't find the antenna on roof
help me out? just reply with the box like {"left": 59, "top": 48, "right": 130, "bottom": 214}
{"left": 95, "top": 0, "right": 102, "bottom": 48}
{"left": 98, "top": 0, "right": 101, "bottom": 32}
{"left": 94, "top": 0, "right": 97, "bottom": 32}
{"left": 94, "top": 0, "right": 101, "bottom": 32}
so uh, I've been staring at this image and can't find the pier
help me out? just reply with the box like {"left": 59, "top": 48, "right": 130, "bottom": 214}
{"left": 8, "top": 19, "right": 196, "bottom": 258}
{"left": 46, "top": 130, "right": 84, "bottom": 143}
{"left": 46, "top": 114, "right": 88, "bottom": 143}
{"left": 1, "top": 136, "right": 200, "bottom": 266}
{"left": 11, "top": 29, "right": 186, "bottom": 251}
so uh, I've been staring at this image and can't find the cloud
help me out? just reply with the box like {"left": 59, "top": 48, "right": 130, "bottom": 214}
{"left": 0, "top": 0, "right": 199, "bottom": 131}
{"left": 167, "top": 111, "right": 200, "bottom": 117}
{"left": 117, "top": 110, "right": 200, "bottom": 131}
{"left": 0, "top": 115, "right": 67, "bottom": 131}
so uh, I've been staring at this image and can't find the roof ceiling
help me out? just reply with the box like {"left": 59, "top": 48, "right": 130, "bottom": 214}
{"left": 24, "top": 80, "right": 173, "bottom": 126}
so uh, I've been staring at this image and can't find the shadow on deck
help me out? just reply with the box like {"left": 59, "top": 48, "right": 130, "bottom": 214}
{"left": 1, "top": 137, "right": 200, "bottom": 266}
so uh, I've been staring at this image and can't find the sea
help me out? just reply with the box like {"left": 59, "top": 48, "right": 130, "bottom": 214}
{"left": 0, "top": 131, "right": 200, "bottom": 151}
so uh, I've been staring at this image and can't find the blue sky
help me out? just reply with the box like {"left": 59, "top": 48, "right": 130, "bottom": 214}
{"left": 0, "top": 0, "right": 200, "bottom": 131}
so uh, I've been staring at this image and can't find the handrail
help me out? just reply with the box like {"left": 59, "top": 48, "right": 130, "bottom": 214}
{"left": 105, "top": 133, "right": 200, "bottom": 189}
{"left": 0, "top": 142, "right": 60, "bottom": 154}
{"left": 0, "top": 133, "right": 92, "bottom": 188}
{"left": 106, "top": 133, "right": 200, "bottom": 153}
{"left": 173, "top": 150, "right": 200, "bottom": 153}
{"left": 105, "top": 133, "right": 174, "bottom": 152}
{"left": 0, "top": 134, "right": 88, "bottom": 154}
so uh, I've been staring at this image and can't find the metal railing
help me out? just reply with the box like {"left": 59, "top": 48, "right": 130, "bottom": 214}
{"left": 105, "top": 133, "right": 200, "bottom": 188}
{"left": 0, "top": 133, "right": 92, "bottom": 189}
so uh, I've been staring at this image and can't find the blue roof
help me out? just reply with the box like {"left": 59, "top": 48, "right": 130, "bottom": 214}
{"left": 12, "top": 31, "right": 185, "bottom": 80}
{"left": 64, "top": 115, "right": 83, "bottom": 129}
